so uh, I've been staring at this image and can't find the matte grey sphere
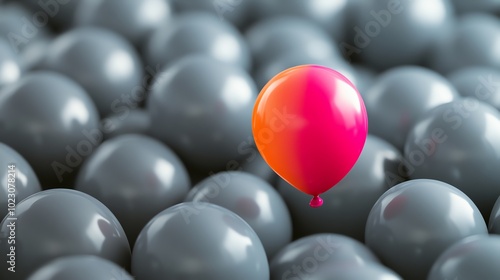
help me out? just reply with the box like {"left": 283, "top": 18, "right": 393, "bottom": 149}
{"left": 246, "top": 16, "right": 341, "bottom": 68}
{"left": 186, "top": 171, "right": 292, "bottom": 258}
{"left": 278, "top": 135, "right": 406, "bottom": 241}
{"left": 365, "top": 66, "right": 459, "bottom": 151}
{"left": 352, "top": 0, "right": 454, "bottom": 69}
{"left": 490, "top": 196, "right": 500, "bottom": 234}
{"left": 147, "top": 55, "right": 257, "bottom": 173}
{"left": 41, "top": 27, "right": 144, "bottom": 117}
{"left": 74, "top": 0, "right": 173, "bottom": 48}
{"left": 0, "top": 189, "right": 130, "bottom": 280}
{"left": 428, "top": 235, "right": 500, "bottom": 280}
{"left": 132, "top": 202, "right": 269, "bottom": 280}
{"left": 0, "top": 142, "right": 41, "bottom": 219}
{"left": 75, "top": 134, "right": 191, "bottom": 245}
{"left": 270, "top": 233, "right": 379, "bottom": 280}
{"left": 145, "top": 12, "right": 251, "bottom": 71}
{"left": 405, "top": 98, "right": 500, "bottom": 219}
{"left": 447, "top": 66, "right": 500, "bottom": 111}
{"left": 365, "top": 179, "right": 488, "bottom": 280}
{"left": 0, "top": 71, "right": 101, "bottom": 188}
{"left": 301, "top": 263, "right": 402, "bottom": 280}
{"left": 429, "top": 14, "right": 500, "bottom": 74}
{"left": 101, "top": 109, "right": 150, "bottom": 140}
{"left": 0, "top": 38, "right": 22, "bottom": 89}
{"left": 27, "top": 255, "right": 133, "bottom": 280}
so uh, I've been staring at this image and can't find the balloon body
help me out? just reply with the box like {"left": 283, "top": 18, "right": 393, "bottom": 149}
{"left": 490, "top": 196, "right": 500, "bottom": 234}
{"left": 101, "top": 109, "right": 150, "bottom": 140}
{"left": 0, "top": 38, "right": 22, "bottom": 89}
{"left": 301, "top": 263, "right": 402, "bottom": 280}
{"left": 252, "top": 65, "right": 368, "bottom": 206}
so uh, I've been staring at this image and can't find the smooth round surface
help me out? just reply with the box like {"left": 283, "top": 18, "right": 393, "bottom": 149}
{"left": 27, "top": 255, "right": 133, "bottom": 280}
{"left": 101, "top": 109, "right": 150, "bottom": 140}
{"left": 490, "top": 196, "right": 500, "bottom": 234}
{"left": 15, "top": 0, "right": 80, "bottom": 30}
{"left": 447, "top": 66, "right": 500, "bottom": 111}
{"left": 186, "top": 171, "right": 291, "bottom": 258}
{"left": 132, "top": 202, "right": 269, "bottom": 280}
{"left": 429, "top": 14, "right": 500, "bottom": 74}
{"left": 0, "top": 38, "right": 22, "bottom": 89}
{"left": 0, "top": 71, "right": 101, "bottom": 188}
{"left": 270, "top": 233, "right": 379, "bottom": 280}
{"left": 452, "top": 0, "right": 500, "bottom": 15}
{"left": 145, "top": 12, "right": 251, "bottom": 71}
{"left": 75, "top": 0, "right": 173, "bottom": 48}
{"left": 365, "top": 179, "right": 488, "bottom": 280}
{"left": 41, "top": 27, "right": 143, "bottom": 117}
{"left": 253, "top": 65, "right": 368, "bottom": 202}
{"left": 405, "top": 99, "right": 500, "bottom": 219}
{"left": 0, "top": 143, "right": 41, "bottom": 219}
{"left": 75, "top": 134, "right": 191, "bottom": 245}
{"left": 301, "top": 263, "right": 402, "bottom": 280}
{"left": 278, "top": 135, "right": 405, "bottom": 241}
{"left": 246, "top": 16, "right": 341, "bottom": 68}
{"left": 147, "top": 55, "right": 257, "bottom": 173}
{"left": 365, "top": 66, "right": 459, "bottom": 151}
{"left": 0, "top": 189, "right": 130, "bottom": 280}
{"left": 428, "top": 235, "right": 500, "bottom": 280}
{"left": 352, "top": 0, "right": 454, "bottom": 70}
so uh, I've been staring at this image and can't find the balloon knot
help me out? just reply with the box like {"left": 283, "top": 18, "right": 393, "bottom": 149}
{"left": 309, "top": 195, "right": 323, "bottom": 208}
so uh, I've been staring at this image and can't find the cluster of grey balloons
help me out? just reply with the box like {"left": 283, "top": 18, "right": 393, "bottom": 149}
{"left": 1, "top": 0, "right": 500, "bottom": 279}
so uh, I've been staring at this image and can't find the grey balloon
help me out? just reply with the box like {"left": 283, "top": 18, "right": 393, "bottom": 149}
{"left": 365, "top": 179, "right": 488, "bottom": 280}
{"left": 144, "top": 12, "right": 251, "bottom": 71}
{"left": 19, "top": 37, "right": 52, "bottom": 71}
{"left": 0, "top": 38, "right": 21, "bottom": 89}
{"left": 301, "top": 263, "right": 402, "bottom": 280}
{"left": 278, "top": 135, "right": 406, "bottom": 241}
{"left": 429, "top": 14, "right": 500, "bottom": 74}
{"left": 13, "top": 0, "right": 80, "bottom": 31}
{"left": 428, "top": 235, "right": 500, "bottom": 280}
{"left": 132, "top": 202, "right": 269, "bottom": 280}
{"left": 74, "top": 0, "right": 173, "bottom": 49}
{"left": 101, "top": 109, "right": 150, "bottom": 140}
{"left": 404, "top": 98, "right": 500, "bottom": 219}
{"left": 27, "top": 255, "right": 133, "bottom": 280}
{"left": 41, "top": 27, "right": 144, "bottom": 117}
{"left": 0, "top": 142, "right": 41, "bottom": 219}
{"left": 75, "top": 134, "right": 191, "bottom": 245}
{"left": 490, "top": 196, "right": 500, "bottom": 234}
{"left": 352, "top": 64, "right": 377, "bottom": 97}
{"left": 0, "top": 189, "right": 130, "bottom": 280}
{"left": 452, "top": 0, "right": 500, "bottom": 14}
{"left": 447, "top": 66, "right": 500, "bottom": 111}
{"left": 270, "top": 233, "right": 379, "bottom": 280}
{"left": 186, "top": 171, "right": 292, "bottom": 258}
{"left": 351, "top": 0, "right": 454, "bottom": 70}
{"left": 365, "top": 66, "right": 459, "bottom": 151}
{"left": 147, "top": 55, "right": 257, "bottom": 173}
{"left": 245, "top": 16, "right": 341, "bottom": 69}
{"left": 0, "top": 71, "right": 101, "bottom": 188}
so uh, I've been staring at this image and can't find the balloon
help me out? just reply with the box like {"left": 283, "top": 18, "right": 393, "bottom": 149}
{"left": 252, "top": 65, "right": 368, "bottom": 207}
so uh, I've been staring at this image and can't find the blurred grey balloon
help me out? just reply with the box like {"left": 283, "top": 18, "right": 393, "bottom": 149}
{"left": 41, "top": 27, "right": 144, "bottom": 117}
{"left": 452, "top": 0, "right": 500, "bottom": 15}
{"left": 132, "top": 202, "right": 269, "bottom": 280}
{"left": 253, "top": 0, "right": 349, "bottom": 42}
{"left": 245, "top": 16, "right": 341, "bottom": 69}
{"left": 302, "top": 263, "right": 402, "bottom": 280}
{"left": 145, "top": 12, "right": 251, "bottom": 71}
{"left": 12, "top": 0, "right": 79, "bottom": 31}
{"left": 0, "top": 71, "right": 101, "bottom": 188}
{"left": 428, "top": 235, "right": 500, "bottom": 280}
{"left": 0, "top": 38, "right": 22, "bottom": 89}
{"left": 101, "top": 109, "right": 150, "bottom": 140}
{"left": 0, "top": 189, "right": 130, "bottom": 280}
{"left": 74, "top": 0, "right": 173, "bottom": 49}
{"left": 278, "top": 135, "right": 405, "bottom": 241}
{"left": 19, "top": 37, "right": 52, "bottom": 70}
{"left": 75, "top": 134, "right": 191, "bottom": 245}
{"left": 27, "top": 255, "right": 133, "bottom": 280}
{"left": 447, "top": 66, "right": 500, "bottom": 111}
{"left": 405, "top": 98, "right": 500, "bottom": 219}
{"left": 0, "top": 142, "right": 41, "bottom": 219}
{"left": 365, "top": 179, "right": 488, "bottom": 280}
{"left": 429, "top": 14, "right": 500, "bottom": 74}
{"left": 365, "top": 66, "right": 459, "bottom": 151}
{"left": 147, "top": 55, "right": 257, "bottom": 173}
{"left": 351, "top": 0, "right": 454, "bottom": 70}
{"left": 186, "top": 171, "right": 292, "bottom": 258}
{"left": 352, "top": 64, "right": 377, "bottom": 97}
{"left": 270, "top": 233, "right": 379, "bottom": 280}
{"left": 489, "top": 196, "right": 500, "bottom": 234}
{"left": 254, "top": 49, "right": 356, "bottom": 90}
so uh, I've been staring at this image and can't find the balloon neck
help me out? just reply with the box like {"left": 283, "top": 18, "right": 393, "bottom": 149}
{"left": 309, "top": 195, "right": 323, "bottom": 208}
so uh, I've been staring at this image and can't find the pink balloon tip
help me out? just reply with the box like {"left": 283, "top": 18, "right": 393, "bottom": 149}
{"left": 309, "top": 195, "right": 323, "bottom": 208}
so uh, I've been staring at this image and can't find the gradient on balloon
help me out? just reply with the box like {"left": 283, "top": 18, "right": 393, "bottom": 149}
{"left": 252, "top": 65, "right": 368, "bottom": 207}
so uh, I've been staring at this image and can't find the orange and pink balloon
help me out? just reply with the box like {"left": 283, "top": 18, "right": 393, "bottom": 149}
{"left": 252, "top": 65, "right": 368, "bottom": 207}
